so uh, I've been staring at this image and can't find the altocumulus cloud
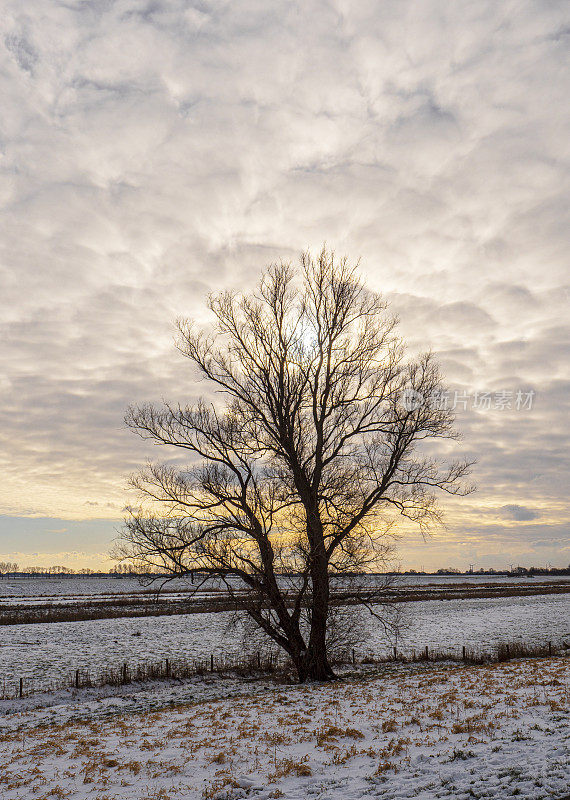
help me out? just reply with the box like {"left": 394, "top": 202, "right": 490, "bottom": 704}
{"left": 0, "top": 0, "right": 568, "bottom": 568}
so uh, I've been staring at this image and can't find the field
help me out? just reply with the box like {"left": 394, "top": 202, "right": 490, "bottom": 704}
{"left": 1, "top": 575, "right": 569, "bottom": 625}
{"left": 1, "top": 590, "right": 568, "bottom": 697}
{"left": 0, "top": 573, "right": 569, "bottom": 699}
{"left": 0, "top": 656, "right": 568, "bottom": 799}
{"left": 1, "top": 578, "right": 568, "bottom": 798}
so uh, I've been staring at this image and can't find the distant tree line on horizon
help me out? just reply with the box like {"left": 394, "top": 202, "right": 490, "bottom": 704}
{"left": 0, "top": 563, "right": 146, "bottom": 575}
{"left": 1, "top": 562, "right": 569, "bottom": 577}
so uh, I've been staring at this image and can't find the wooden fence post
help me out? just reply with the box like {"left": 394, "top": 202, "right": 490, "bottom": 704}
{"left": 425, "top": 646, "right": 429, "bottom": 661}
{"left": 75, "top": 669, "right": 80, "bottom": 689}
{"left": 352, "top": 649, "right": 355, "bottom": 665}
{"left": 548, "top": 641, "right": 552, "bottom": 656}
{"left": 393, "top": 646, "right": 397, "bottom": 660}
{"left": 462, "top": 645, "right": 466, "bottom": 661}
{"left": 210, "top": 654, "right": 214, "bottom": 672}
{"left": 165, "top": 658, "right": 170, "bottom": 678}
{"left": 19, "top": 677, "right": 23, "bottom": 698}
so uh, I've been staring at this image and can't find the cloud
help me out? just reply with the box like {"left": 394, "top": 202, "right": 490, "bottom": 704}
{"left": 0, "top": 0, "right": 568, "bottom": 566}
{"left": 498, "top": 505, "right": 540, "bottom": 522}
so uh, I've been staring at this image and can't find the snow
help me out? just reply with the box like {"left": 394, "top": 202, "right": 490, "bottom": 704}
{"left": 1, "top": 574, "right": 568, "bottom": 602}
{"left": 0, "top": 656, "right": 567, "bottom": 799}
{"left": 1, "top": 593, "right": 568, "bottom": 695}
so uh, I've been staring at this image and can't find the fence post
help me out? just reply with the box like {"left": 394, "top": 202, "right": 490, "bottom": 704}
{"left": 352, "top": 648, "right": 355, "bottom": 665}
{"left": 393, "top": 646, "right": 397, "bottom": 660}
{"left": 165, "top": 658, "right": 170, "bottom": 678}
{"left": 462, "top": 645, "right": 466, "bottom": 662}
{"left": 548, "top": 641, "right": 552, "bottom": 656}
{"left": 425, "top": 645, "right": 429, "bottom": 661}
{"left": 506, "top": 644, "right": 510, "bottom": 660}
{"left": 122, "top": 662, "right": 128, "bottom": 684}
{"left": 75, "top": 669, "right": 80, "bottom": 689}
{"left": 19, "top": 677, "right": 23, "bottom": 698}
{"left": 210, "top": 654, "right": 214, "bottom": 672}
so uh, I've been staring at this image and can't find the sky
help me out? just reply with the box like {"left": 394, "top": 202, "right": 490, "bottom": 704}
{"left": 0, "top": 0, "right": 568, "bottom": 572}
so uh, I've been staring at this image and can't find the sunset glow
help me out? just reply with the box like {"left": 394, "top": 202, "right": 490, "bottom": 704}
{"left": 1, "top": 1, "right": 568, "bottom": 572}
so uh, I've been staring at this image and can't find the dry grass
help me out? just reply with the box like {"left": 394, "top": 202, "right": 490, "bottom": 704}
{"left": 0, "top": 656, "right": 567, "bottom": 800}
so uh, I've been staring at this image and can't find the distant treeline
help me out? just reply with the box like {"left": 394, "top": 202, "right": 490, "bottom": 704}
{"left": 414, "top": 566, "right": 570, "bottom": 577}
{"left": 0, "top": 563, "right": 152, "bottom": 576}
{"left": 1, "top": 563, "right": 569, "bottom": 578}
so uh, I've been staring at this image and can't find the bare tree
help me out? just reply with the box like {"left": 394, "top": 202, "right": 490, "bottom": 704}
{"left": 118, "top": 248, "right": 473, "bottom": 681}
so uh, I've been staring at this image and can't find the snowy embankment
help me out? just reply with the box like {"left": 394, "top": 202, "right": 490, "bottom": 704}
{"left": 0, "top": 657, "right": 568, "bottom": 800}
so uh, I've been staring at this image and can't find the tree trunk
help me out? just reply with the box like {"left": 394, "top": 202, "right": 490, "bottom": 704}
{"left": 304, "top": 642, "right": 336, "bottom": 681}
{"left": 293, "top": 643, "right": 336, "bottom": 682}
{"left": 303, "top": 534, "right": 337, "bottom": 682}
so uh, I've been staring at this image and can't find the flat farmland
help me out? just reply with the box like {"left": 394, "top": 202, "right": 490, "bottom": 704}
{"left": 0, "top": 586, "right": 568, "bottom": 696}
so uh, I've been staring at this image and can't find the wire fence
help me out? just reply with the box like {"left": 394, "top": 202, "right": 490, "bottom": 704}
{"left": 1, "top": 639, "right": 564, "bottom": 700}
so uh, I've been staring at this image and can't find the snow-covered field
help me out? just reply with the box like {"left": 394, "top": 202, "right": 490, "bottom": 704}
{"left": 0, "top": 656, "right": 568, "bottom": 799}
{"left": 1, "top": 574, "right": 568, "bottom": 603}
{"left": 1, "top": 594, "right": 568, "bottom": 696}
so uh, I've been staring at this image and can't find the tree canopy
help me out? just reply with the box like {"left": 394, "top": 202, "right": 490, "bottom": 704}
{"left": 118, "top": 248, "right": 473, "bottom": 680}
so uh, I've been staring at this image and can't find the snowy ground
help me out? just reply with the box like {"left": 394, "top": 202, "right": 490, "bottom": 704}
{"left": 1, "top": 574, "right": 569, "bottom": 600}
{"left": 1, "top": 593, "right": 568, "bottom": 695}
{"left": 0, "top": 656, "right": 568, "bottom": 799}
